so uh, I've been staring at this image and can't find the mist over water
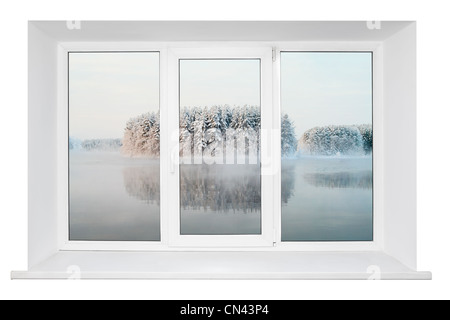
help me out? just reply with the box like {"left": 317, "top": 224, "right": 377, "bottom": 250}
{"left": 303, "top": 170, "right": 372, "bottom": 189}
{"left": 122, "top": 166, "right": 160, "bottom": 204}
{"left": 281, "top": 157, "right": 373, "bottom": 241}
{"left": 69, "top": 152, "right": 160, "bottom": 241}
{"left": 69, "top": 151, "right": 372, "bottom": 242}
{"left": 180, "top": 163, "right": 261, "bottom": 235}
{"left": 69, "top": 152, "right": 267, "bottom": 239}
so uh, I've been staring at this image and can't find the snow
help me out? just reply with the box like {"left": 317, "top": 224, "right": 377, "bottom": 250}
{"left": 74, "top": 108, "right": 371, "bottom": 159}
{"left": 281, "top": 114, "right": 297, "bottom": 157}
{"left": 69, "top": 137, "right": 121, "bottom": 152}
{"left": 299, "top": 124, "right": 372, "bottom": 156}
{"left": 120, "top": 106, "right": 298, "bottom": 161}
{"left": 121, "top": 111, "right": 160, "bottom": 157}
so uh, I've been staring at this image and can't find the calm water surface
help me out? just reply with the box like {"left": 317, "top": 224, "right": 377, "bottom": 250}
{"left": 281, "top": 157, "right": 373, "bottom": 241}
{"left": 70, "top": 152, "right": 372, "bottom": 241}
{"left": 69, "top": 152, "right": 160, "bottom": 241}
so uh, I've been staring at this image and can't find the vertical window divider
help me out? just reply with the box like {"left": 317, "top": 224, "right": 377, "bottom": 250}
{"left": 167, "top": 47, "right": 181, "bottom": 247}
{"left": 159, "top": 48, "right": 170, "bottom": 246}
{"left": 272, "top": 47, "right": 282, "bottom": 246}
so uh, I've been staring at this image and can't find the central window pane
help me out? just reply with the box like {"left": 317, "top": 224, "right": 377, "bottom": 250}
{"left": 179, "top": 59, "right": 261, "bottom": 235}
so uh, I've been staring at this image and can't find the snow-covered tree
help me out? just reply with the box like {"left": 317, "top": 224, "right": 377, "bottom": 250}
{"left": 179, "top": 107, "right": 194, "bottom": 159}
{"left": 281, "top": 114, "right": 297, "bottom": 157}
{"left": 357, "top": 124, "right": 373, "bottom": 155}
{"left": 148, "top": 111, "right": 160, "bottom": 156}
{"left": 121, "top": 111, "right": 160, "bottom": 157}
{"left": 299, "top": 124, "right": 372, "bottom": 156}
{"left": 122, "top": 106, "right": 299, "bottom": 159}
{"left": 192, "top": 108, "right": 206, "bottom": 161}
{"left": 80, "top": 139, "right": 122, "bottom": 151}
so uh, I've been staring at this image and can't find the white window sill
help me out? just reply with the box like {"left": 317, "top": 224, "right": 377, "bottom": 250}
{"left": 12, "top": 251, "right": 431, "bottom": 280}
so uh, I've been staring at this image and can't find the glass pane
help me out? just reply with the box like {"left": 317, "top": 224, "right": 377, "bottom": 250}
{"left": 281, "top": 52, "right": 373, "bottom": 241}
{"left": 69, "top": 52, "right": 160, "bottom": 241}
{"left": 179, "top": 59, "right": 261, "bottom": 235}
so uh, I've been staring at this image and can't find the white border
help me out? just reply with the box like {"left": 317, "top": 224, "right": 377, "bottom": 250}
{"left": 57, "top": 41, "right": 382, "bottom": 252}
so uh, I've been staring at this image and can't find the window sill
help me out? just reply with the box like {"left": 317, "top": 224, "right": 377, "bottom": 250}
{"left": 12, "top": 251, "right": 431, "bottom": 280}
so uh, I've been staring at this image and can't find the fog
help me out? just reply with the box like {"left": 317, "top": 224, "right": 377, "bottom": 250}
{"left": 70, "top": 151, "right": 372, "bottom": 241}
{"left": 180, "top": 164, "right": 261, "bottom": 235}
{"left": 281, "top": 157, "right": 373, "bottom": 241}
{"left": 69, "top": 152, "right": 160, "bottom": 241}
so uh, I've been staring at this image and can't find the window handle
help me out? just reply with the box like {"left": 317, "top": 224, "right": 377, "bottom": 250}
{"left": 170, "top": 148, "right": 177, "bottom": 174}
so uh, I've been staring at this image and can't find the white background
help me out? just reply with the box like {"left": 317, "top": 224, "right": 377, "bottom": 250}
{"left": 0, "top": 0, "right": 448, "bottom": 300}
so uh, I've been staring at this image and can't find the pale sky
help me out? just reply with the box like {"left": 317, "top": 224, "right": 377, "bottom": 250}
{"left": 281, "top": 52, "right": 372, "bottom": 137}
{"left": 69, "top": 52, "right": 159, "bottom": 140}
{"left": 69, "top": 52, "right": 371, "bottom": 140}
{"left": 180, "top": 59, "right": 260, "bottom": 107}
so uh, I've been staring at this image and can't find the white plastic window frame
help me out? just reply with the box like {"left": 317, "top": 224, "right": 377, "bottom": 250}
{"left": 168, "top": 47, "right": 274, "bottom": 247}
{"left": 57, "top": 41, "right": 382, "bottom": 252}
{"left": 274, "top": 43, "right": 383, "bottom": 252}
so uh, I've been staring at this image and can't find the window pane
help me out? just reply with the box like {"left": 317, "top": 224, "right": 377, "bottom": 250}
{"left": 179, "top": 59, "right": 261, "bottom": 235}
{"left": 281, "top": 52, "right": 373, "bottom": 241}
{"left": 69, "top": 52, "right": 160, "bottom": 241}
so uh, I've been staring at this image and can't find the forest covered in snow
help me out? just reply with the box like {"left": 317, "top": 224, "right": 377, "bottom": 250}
{"left": 69, "top": 137, "right": 122, "bottom": 151}
{"left": 120, "top": 106, "right": 298, "bottom": 158}
{"left": 299, "top": 124, "right": 372, "bottom": 156}
{"left": 70, "top": 106, "right": 372, "bottom": 157}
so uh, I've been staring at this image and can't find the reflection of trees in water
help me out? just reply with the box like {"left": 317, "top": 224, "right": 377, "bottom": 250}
{"left": 281, "top": 164, "right": 296, "bottom": 204}
{"left": 122, "top": 166, "right": 160, "bottom": 205}
{"left": 303, "top": 171, "right": 372, "bottom": 189}
{"left": 122, "top": 163, "right": 298, "bottom": 210}
{"left": 180, "top": 164, "right": 261, "bottom": 213}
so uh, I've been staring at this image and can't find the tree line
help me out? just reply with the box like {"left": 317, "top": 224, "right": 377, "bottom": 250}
{"left": 121, "top": 106, "right": 299, "bottom": 158}
{"left": 299, "top": 124, "right": 372, "bottom": 156}
{"left": 70, "top": 107, "right": 372, "bottom": 157}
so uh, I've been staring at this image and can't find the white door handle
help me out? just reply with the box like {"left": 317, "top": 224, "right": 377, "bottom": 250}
{"left": 170, "top": 148, "right": 177, "bottom": 174}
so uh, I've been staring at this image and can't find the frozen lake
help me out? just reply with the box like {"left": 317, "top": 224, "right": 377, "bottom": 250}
{"left": 281, "top": 157, "right": 373, "bottom": 241}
